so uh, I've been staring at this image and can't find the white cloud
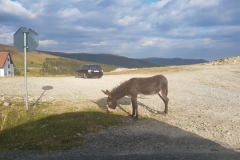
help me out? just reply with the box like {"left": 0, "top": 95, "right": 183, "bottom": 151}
{"left": 136, "top": 22, "right": 151, "bottom": 31}
{"left": 40, "top": 39, "right": 58, "bottom": 46}
{"left": 0, "top": 0, "right": 35, "bottom": 18}
{"left": 167, "top": 25, "right": 240, "bottom": 38}
{"left": 0, "top": 26, "right": 14, "bottom": 45}
{"left": 150, "top": 0, "right": 171, "bottom": 8}
{"left": 117, "top": 16, "right": 139, "bottom": 26}
{"left": 58, "top": 7, "right": 81, "bottom": 18}
{"left": 64, "top": 25, "right": 101, "bottom": 32}
{"left": 188, "top": 0, "right": 219, "bottom": 8}
{"left": 141, "top": 37, "right": 171, "bottom": 48}
{"left": 81, "top": 41, "right": 108, "bottom": 46}
{"left": 116, "top": 0, "right": 140, "bottom": 6}
{"left": 140, "top": 36, "right": 219, "bottom": 49}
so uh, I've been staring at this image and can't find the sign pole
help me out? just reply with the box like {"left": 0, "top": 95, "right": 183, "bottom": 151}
{"left": 13, "top": 27, "right": 39, "bottom": 110}
{"left": 24, "top": 32, "right": 28, "bottom": 110}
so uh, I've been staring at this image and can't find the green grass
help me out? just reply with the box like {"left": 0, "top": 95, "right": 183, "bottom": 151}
{"left": 0, "top": 103, "right": 125, "bottom": 151}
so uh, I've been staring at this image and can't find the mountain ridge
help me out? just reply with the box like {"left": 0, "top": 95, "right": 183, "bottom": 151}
{"left": 142, "top": 57, "right": 208, "bottom": 66}
{"left": 39, "top": 50, "right": 208, "bottom": 67}
{"left": 40, "top": 51, "right": 160, "bottom": 68}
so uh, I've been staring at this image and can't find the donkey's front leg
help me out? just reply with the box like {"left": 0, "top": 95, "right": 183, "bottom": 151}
{"left": 131, "top": 97, "right": 138, "bottom": 119}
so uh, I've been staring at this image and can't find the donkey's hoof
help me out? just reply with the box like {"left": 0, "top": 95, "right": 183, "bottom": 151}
{"left": 163, "top": 112, "right": 168, "bottom": 116}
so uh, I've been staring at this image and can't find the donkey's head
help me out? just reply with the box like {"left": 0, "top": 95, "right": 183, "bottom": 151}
{"left": 102, "top": 90, "right": 117, "bottom": 109}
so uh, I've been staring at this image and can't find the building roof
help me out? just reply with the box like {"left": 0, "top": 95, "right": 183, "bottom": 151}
{"left": 0, "top": 52, "right": 10, "bottom": 68}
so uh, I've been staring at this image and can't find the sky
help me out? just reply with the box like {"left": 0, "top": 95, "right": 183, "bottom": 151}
{"left": 0, "top": 0, "right": 240, "bottom": 61}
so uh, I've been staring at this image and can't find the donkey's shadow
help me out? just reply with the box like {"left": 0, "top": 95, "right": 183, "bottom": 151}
{"left": 137, "top": 101, "right": 162, "bottom": 114}
{"left": 93, "top": 97, "right": 131, "bottom": 111}
{"left": 93, "top": 96, "right": 164, "bottom": 116}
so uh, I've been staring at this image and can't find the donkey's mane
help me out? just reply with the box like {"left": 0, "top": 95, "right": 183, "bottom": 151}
{"left": 111, "top": 79, "right": 130, "bottom": 95}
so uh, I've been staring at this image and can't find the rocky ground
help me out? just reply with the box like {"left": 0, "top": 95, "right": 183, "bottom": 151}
{"left": 0, "top": 59, "right": 240, "bottom": 159}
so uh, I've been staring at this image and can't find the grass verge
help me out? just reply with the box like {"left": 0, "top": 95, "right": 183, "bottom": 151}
{"left": 0, "top": 103, "right": 124, "bottom": 151}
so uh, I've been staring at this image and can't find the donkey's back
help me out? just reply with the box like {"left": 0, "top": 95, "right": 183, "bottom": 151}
{"left": 130, "top": 75, "right": 168, "bottom": 95}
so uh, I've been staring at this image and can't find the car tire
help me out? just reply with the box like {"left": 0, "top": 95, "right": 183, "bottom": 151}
{"left": 75, "top": 73, "right": 79, "bottom": 78}
{"left": 83, "top": 73, "right": 88, "bottom": 79}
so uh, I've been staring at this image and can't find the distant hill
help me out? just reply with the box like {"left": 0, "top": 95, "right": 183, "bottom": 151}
{"left": 40, "top": 51, "right": 160, "bottom": 68}
{"left": 142, "top": 57, "right": 208, "bottom": 66}
{"left": 41, "top": 51, "right": 208, "bottom": 67}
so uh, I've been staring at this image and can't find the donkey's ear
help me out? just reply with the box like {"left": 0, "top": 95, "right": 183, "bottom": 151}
{"left": 106, "top": 90, "right": 111, "bottom": 95}
{"left": 102, "top": 90, "right": 110, "bottom": 95}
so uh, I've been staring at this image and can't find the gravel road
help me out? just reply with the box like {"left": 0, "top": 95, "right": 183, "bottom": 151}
{"left": 0, "top": 64, "right": 240, "bottom": 160}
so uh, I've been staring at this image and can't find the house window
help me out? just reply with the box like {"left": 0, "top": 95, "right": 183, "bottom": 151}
{"left": 8, "top": 58, "right": 9, "bottom": 61}
{"left": 9, "top": 71, "right": 10, "bottom": 74}
{"left": 8, "top": 64, "right": 10, "bottom": 68}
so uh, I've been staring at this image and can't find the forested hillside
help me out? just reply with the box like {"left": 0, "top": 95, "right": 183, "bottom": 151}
{"left": 42, "top": 51, "right": 160, "bottom": 68}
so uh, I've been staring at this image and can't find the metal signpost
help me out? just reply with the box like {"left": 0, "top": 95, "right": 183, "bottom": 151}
{"left": 13, "top": 27, "right": 39, "bottom": 110}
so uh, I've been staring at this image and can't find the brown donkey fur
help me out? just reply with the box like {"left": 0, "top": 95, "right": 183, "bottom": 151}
{"left": 102, "top": 75, "right": 169, "bottom": 119}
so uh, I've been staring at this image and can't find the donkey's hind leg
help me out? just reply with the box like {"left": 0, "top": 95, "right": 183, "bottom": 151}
{"left": 131, "top": 97, "right": 135, "bottom": 117}
{"left": 158, "top": 91, "right": 169, "bottom": 114}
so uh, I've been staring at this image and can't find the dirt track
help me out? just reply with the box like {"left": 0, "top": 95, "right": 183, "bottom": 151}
{"left": 0, "top": 63, "right": 240, "bottom": 159}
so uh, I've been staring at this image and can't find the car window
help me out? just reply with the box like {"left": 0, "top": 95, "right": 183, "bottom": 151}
{"left": 89, "top": 65, "right": 96, "bottom": 70}
{"left": 81, "top": 65, "right": 89, "bottom": 70}
{"left": 95, "top": 65, "right": 102, "bottom": 70}
{"left": 89, "top": 65, "right": 101, "bottom": 70}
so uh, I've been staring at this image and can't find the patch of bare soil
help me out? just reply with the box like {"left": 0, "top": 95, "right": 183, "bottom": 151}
{"left": 0, "top": 61, "right": 240, "bottom": 159}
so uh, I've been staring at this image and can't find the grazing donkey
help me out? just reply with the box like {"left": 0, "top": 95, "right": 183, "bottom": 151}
{"left": 102, "top": 75, "right": 169, "bottom": 119}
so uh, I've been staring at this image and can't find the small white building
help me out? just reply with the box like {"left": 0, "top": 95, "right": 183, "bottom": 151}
{"left": 0, "top": 52, "right": 14, "bottom": 77}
